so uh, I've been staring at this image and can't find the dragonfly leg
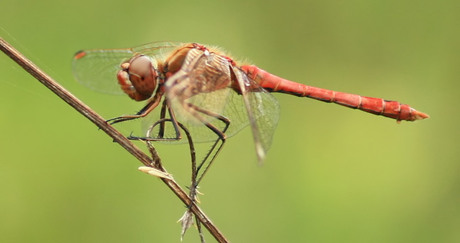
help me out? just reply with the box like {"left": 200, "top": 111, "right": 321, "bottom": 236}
{"left": 107, "top": 92, "right": 162, "bottom": 125}
{"left": 128, "top": 100, "right": 183, "bottom": 142}
{"left": 182, "top": 102, "right": 230, "bottom": 185}
{"left": 157, "top": 99, "right": 170, "bottom": 139}
{"left": 165, "top": 100, "right": 230, "bottom": 241}
{"left": 126, "top": 100, "right": 201, "bottom": 239}
{"left": 135, "top": 99, "right": 230, "bottom": 185}
{"left": 172, "top": 121, "right": 205, "bottom": 241}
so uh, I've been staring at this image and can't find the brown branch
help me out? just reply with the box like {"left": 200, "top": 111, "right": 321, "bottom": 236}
{"left": 0, "top": 37, "right": 228, "bottom": 243}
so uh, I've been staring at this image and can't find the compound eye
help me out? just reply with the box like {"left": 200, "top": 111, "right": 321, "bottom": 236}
{"left": 118, "top": 55, "right": 157, "bottom": 101}
{"left": 129, "top": 56, "right": 154, "bottom": 81}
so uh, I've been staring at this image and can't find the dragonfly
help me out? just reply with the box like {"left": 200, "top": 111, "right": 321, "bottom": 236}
{"left": 72, "top": 42, "right": 429, "bottom": 238}
{"left": 73, "top": 41, "right": 428, "bottom": 161}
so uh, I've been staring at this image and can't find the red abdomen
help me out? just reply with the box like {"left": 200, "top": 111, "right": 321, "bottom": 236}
{"left": 241, "top": 65, "right": 429, "bottom": 122}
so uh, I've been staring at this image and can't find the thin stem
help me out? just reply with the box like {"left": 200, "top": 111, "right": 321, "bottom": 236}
{"left": 0, "top": 37, "right": 228, "bottom": 243}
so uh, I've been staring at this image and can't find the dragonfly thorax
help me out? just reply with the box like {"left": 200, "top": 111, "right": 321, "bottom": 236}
{"left": 117, "top": 55, "right": 158, "bottom": 101}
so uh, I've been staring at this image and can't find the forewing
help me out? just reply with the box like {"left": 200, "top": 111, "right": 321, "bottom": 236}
{"left": 132, "top": 41, "right": 182, "bottom": 57}
{"left": 72, "top": 42, "right": 182, "bottom": 95}
{"left": 72, "top": 48, "right": 135, "bottom": 94}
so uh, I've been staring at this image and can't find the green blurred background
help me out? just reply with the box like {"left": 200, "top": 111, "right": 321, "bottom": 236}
{"left": 0, "top": 0, "right": 457, "bottom": 242}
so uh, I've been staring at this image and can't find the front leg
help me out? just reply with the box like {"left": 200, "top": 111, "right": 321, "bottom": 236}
{"left": 107, "top": 93, "right": 162, "bottom": 125}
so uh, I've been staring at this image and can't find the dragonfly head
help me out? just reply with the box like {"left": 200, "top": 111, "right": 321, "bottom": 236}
{"left": 117, "top": 55, "right": 157, "bottom": 101}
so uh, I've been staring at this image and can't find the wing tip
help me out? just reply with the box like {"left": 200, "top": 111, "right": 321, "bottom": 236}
{"left": 256, "top": 144, "right": 266, "bottom": 165}
{"left": 73, "top": 50, "right": 86, "bottom": 60}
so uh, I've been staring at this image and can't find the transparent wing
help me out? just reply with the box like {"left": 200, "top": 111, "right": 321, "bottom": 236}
{"left": 138, "top": 88, "right": 250, "bottom": 144}
{"left": 132, "top": 41, "right": 182, "bottom": 57}
{"left": 233, "top": 67, "right": 280, "bottom": 162}
{"left": 72, "top": 42, "right": 182, "bottom": 94}
{"left": 72, "top": 48, "right": 134, "bottom": 94}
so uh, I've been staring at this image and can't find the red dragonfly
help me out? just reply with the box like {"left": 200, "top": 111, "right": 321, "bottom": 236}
{"left": 73, "top": 42, "right": 428, "bottom": 238}
{"left": 74, "top": 41, "right": 430, "bottom": 178}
